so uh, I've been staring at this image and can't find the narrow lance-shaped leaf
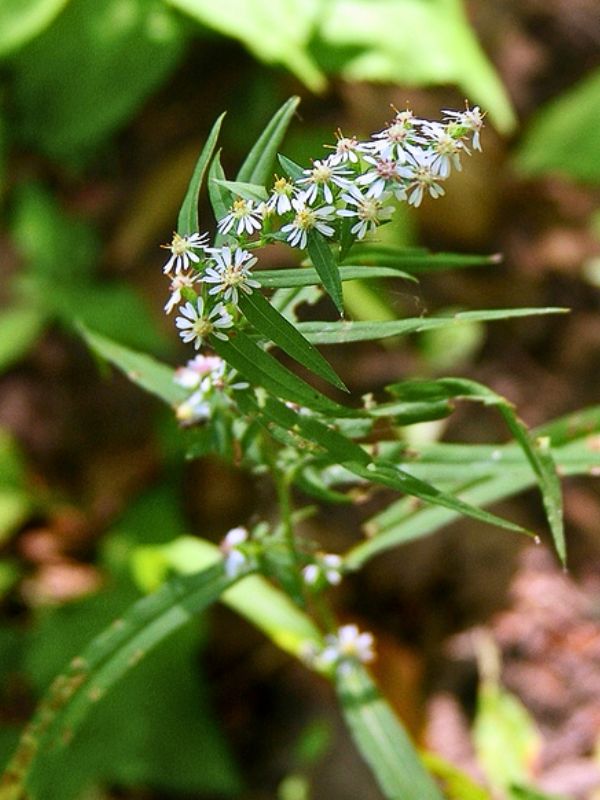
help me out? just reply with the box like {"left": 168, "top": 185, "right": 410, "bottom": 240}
{"left": 177, "top": 112, "right": 226, "bottom": 235}
{"left": 80, "top": 326, "right": 185, "bottom": 406}
{"left": 211, "top": 331, "right": 357, "bottom": 418}
{"left": 297, "top": 308, "right": 567, "bottom": 344}
{"left": 238, "top": 291, "right": 348, "bottom": 392}
{"left": 210, "top": 179, "right": 268, "bottom": 203}
{"left": 343, "top": 245, "right": 501, "bottom": 272}
{"left": 252, "top": 264, "right": 417, "bottom": 288}
{"left": 1, "top": 563, "right": 239, "bottom": 800}
{"left": 277, "top": 153, "right": 304, "bottom": 182}
{"left": 337, "top": 663, "right": 444, "bottom": 800}
{"left": 306, "top": 230, "right": 344, "bottom": 315}
{"left": 237, "top": 96, "right": 300, "bottom": 185}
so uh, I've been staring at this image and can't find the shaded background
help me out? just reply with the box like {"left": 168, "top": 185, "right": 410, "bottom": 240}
{"left": 1, "top": 0, "right": 600, "bottom": 797}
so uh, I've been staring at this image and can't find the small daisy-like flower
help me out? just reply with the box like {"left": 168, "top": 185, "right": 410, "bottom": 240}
{"left": 203, "top": 246, "right": 261, "bottom": 306}
{"left": 318, "top": 624, "right": 376, "bottom": 674}
{"left": 402, "top": 150, "right": 446, "bottom": 207}
{"left": 220, "top": 526, "right": 253, "bottom": 579}
{"left": 296, "top": 159, "right": 351, "bottom": 205}
{"left": 161, "top": 232, "right": 209, "bottom": 274}
{"left": 217, "top": 197, "right": 262, "bottom": 237}
{"left": 421, "top": 122, "right": 467, "bottom": 178}
{"left": 356, "top": 155, "right": 403, "bottom": 199}
{"left": 325, "top": 129, "right": 363, "bottom": 166}
{"left": 164, "top": 271, "right": 201, "bottom": 314}
{"left": 369, "top": 109, "right": 422, "bottom": 161}
{"left": 266, "top": 176, "right": 296, "bottom": 215}
{"left": 280, "top": 194, "right": 336, "bottom": 249}
{"left": 175, "top": 297, "right": 233, "bottom": 349}
{"left": 443, "top": 104, "right": 485, "bottom": 151}
{"left": 303, "top": 553, "right": 344, "bottom": 587}
{"left": 337, "top": 186, "right": 395, "bottom": 240}
{"left": 175, "top": 390, "right": 212, "bottom": 426}
{"left": 174, "top": 354, "right": 225, "bottom": 390}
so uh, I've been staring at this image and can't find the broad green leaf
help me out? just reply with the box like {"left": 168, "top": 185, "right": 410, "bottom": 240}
{"left": 1, "top": 563, "right": 238, "bottom": 800}
{"left": 166, "top": 0, "right": 325, "bottom": 91}
{"left": 236, "top": 96, "right": 301, "bottom": 184}
{"left": 386, "top": 378, "right": 565, "bottom": 562}
{"left": 337, "top": 663, "right": 444, "bottom": 800}
{"left": 131, "top": 536, "right": 322, "bottom": 657}
{"left": 0, "top": 0, "right": 68, "bottom": 57}
{"left": 177, "top": 112, "right": 226, "bottom": 235}
{"left": 0, "top": 307, "right": 45, "bottom": 372}
{"left": 297, "top": 308, "right": 567, "bottom": 344}
{"left": 211, "top": 331, "right": 354, "bottom": 417}
{"left": 318, "top": 0, "right": 515, "bottom": 133}
{"left": 11, "top": 0, "right": 185, "bottom": 161}
{"left": 277, "top": 153, "right": 304, "bottom": 182}
{"left": 343, "top": 245, "right": 499, "bottom": 272}
{"left": 306, "top": 231, "right": 344, "bottom": 314}
{"left": 253, "top": 264, "right": 416, "bottom": 288}
{"left": 516, "top": 67, "right": 600, "bottom": 183}
{"left": 207, "top": 152, "right": 230, "bottom": 239}
{"left": 210, "top": 179, "right": 267, "bottom": 204}
{"left": 239, "top": 291, "right": 348, "bottom": 391}
{"left": 80, "top": 326, "right": 185, "bottom": 406}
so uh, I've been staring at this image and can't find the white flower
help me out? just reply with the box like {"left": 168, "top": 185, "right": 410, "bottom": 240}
{"left": 266, "top": 176, "right": 296, "bottom": 215}
{"left": 302, "top": 553, "right": 344, "bottom": 587}
{"left": 443, "top": 105, "right": 485, "bottom": 151}
{"left": 400, "top": 149, "right": 446, "bottom": 207}
{"left": 325, "top": 129, "right": 363, "bottom": 165}
{"left": 280, "top": 194, "right": 336, "bottom": 249}
{"left": 217, "top": 198, "right": 262, "bottom": 237}
{"left": 356, "top": 156, "right": 403, "bottom": 199}
{"left": 174, "top": 354, "right": 226, "bottom": 390}
{"left": 203, "top": 246, "right": 261, "bottom": 306}
{"left": 161, "top": 232, "right": 209, "bottom": 274}
{"left": 175, "top": 390, "right": 212, "bottom": 425}
{"left": 337, "top": 186, "right": 395, "bottom": 240}
{"left": 421, "top": 122, "right": 467, "bottom": 178}
{"left": 164, "top": 271, "right": 201, "bottom": 314}
{"left": 175, "top": 297, "right": 233, "bottom": 349}
{"left": 296, "top": 159, "right": 351, "bottom": 205}
{"left": 318, "top": 624, "right": 375, "bottom": 673}
{"left": 220, "top": 526, "right": 253, "bottom": 579}
{"left": 369, "top": 110, "right": 423, "bottom": 160}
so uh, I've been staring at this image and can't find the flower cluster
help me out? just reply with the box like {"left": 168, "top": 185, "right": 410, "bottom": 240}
{"left": 160, "top": 104, "right": 484, "bottom": 423}
{"left": 302, "top": 553, "right": 343, "bottom": 588}
{"left": 173, "top": 353, "right": 248, "bottom": 425}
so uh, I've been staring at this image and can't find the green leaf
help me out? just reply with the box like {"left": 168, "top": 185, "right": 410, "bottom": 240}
{"left": 11, "top": 0, "right": 185, "bottom": 161}
{"left": 516, "top": 67, "right": 600, "bottom": 183}
{"left": 337, "top": 664, "right": 444, "bottom": 800}
{"left": 80, "top": 326, "right": 185, "bottom": 406}
{"left": 317, "top": 0, "right": 515, "bottom": 133}
{"left": 346, "top": 405, "right": 600, "bottom": 569}
{"left": 306, "top": 231, "right": 344, "bottom": 314}
{"left": 207, "top": 151, "right": 230, "bottom": 230}
{"left": 421, "top": 753, "right": 491, "bottom": 800}
{"left": 387, "top": 378, "right": 565, "bottom": 563}
{"left": 131, "top": 536, "right": 322, "bottom": 658}
{"left": 343, "top": 245, "right": 499, "bottom": 272}
{"left": 236, "top": 96, "right": 301, "bottom": 184}
{"left": 210, "top": 178, "right": 267, "bottom": 204}
{"left": 297, "top": 308, "right": 567, "bottom": 344}
{"left": 253, "top": 264, "right": 417, "bottom": 288}
{"left": 177, "top": 112, "right": 226, "bottom": 235}
{"left": 0, "top": 0, "right": 68, "bottom": 57}
{"left": 239, "top": 291, "right": 347, "bottom": 391}
{"left": 211, "top": 331, "right": 354, "bottom": 417}
{"left": 167, "top": 1, "right": 324, "bottom": 90}
{"left": 1, "top": 563, "right": 239, "bottom": 800}
{"left": 0, "top": 306, "right": 45, "bottom": 372}
{"left": 277, "top": 153, "right": 304, "bottom": 182}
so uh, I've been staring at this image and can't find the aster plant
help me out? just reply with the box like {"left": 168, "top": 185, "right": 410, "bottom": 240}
{"left": 7, "top": 97, "right": 600, "bottom": 800}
